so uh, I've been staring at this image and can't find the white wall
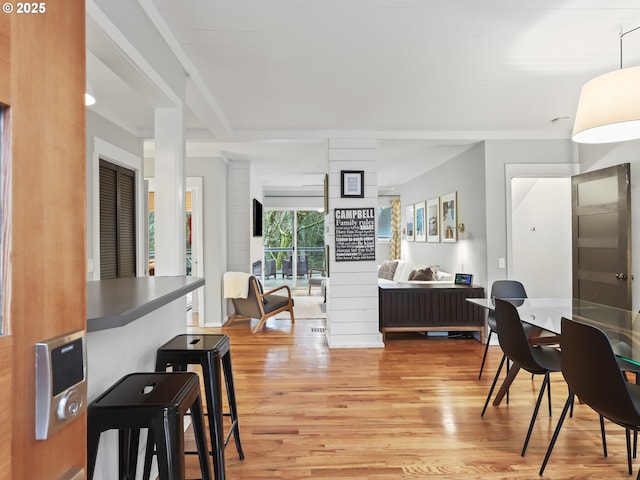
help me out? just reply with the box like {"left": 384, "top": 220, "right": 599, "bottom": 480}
{"left": 250, "top": 166, "right": 264, "bottom": 272}
{"left": 264, "top": 195, "right": 323, "bottom": 210}
{"left": 400, "top": 142, "right": 488, "bottom": 288}
{"left": 186, "top": 157, "right": 229, "bottom": 326}
{"left": 484, "top": 139, "right": 577, "bottom": 291}
{"left": 511, "top": 177, "right": 572, "bottom": 297}
{"left": 578, "top": 139, "right": 640, "bottom": 312}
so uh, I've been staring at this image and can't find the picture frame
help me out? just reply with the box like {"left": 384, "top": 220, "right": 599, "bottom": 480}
{"left": 414, "top": 201, "right": 426, "bottom": 242}
{"left": 427, "top": 197, "right": 440, "bottom": 243}
{"left": 440, "top": 191, "right": 458, "bottom": 243}
{"left": 405, "top": 204, "right": 415, "bottom": 241}
{"left": 340, "top": 170, "right": 364, "bottom": 198}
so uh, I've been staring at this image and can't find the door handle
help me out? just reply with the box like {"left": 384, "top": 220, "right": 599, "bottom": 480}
{"left": 615, "top": 272, "right": 628, "bottom": 280}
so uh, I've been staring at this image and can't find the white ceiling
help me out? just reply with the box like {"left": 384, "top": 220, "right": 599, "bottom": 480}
{"left": 86, "top": 1, "right": 640, "bottom": 193}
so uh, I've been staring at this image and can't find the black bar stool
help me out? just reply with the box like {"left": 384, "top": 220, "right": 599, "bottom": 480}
{"left": 153, "top": 334, "right": 244, "bottom": 480}
{"left": 87, "top": 372, "right": 212, "bottom": 480}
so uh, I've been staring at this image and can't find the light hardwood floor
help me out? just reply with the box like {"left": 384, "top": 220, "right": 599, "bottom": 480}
{"left": 183, "top": 317, "right": 634, "bottom": 479}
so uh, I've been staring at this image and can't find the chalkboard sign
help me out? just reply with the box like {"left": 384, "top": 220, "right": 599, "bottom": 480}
{"left": 335, "top": 208, "right": 376, "bottom": 262}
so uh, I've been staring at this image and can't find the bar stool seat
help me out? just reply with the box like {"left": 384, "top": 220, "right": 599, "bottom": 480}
{"left": 87, "top": 372, "right": 212, "bottom": 480}
{"left": 154, "top": 334, "right": 244, "bottom": 480}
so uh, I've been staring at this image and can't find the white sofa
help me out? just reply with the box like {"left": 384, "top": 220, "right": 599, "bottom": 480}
{"left": 377, "top": 259, "right": 454, "bottom": 285}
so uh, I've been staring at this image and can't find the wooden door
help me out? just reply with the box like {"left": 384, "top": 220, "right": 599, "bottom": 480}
{"left": 0, "top": 4, "right": 86, "bottom": 479}
{"left": 572, "top": 163, "right": 631, "bottom": 309}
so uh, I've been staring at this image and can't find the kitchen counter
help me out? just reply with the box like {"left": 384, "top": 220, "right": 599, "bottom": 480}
{"left": 87, "top": 276, "right": 205, "bottom": 332}
{"left": 86, "top": 275, "right": 205, "bottom": 479}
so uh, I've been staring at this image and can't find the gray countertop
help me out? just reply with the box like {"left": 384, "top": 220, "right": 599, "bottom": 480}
{"left": 87, "top": 276, "right": 205, "bottom": 332}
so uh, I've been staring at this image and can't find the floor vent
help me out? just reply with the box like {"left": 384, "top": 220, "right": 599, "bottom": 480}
{"left": 311, "top": 327, "right": 326, "bottom": 333}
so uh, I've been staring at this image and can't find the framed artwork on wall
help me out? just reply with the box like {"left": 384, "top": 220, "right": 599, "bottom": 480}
{"left": 414, "top": 201, "right": 426, "bottom": 242}
{"left": 440, "top": 191, "right": 457, "bottom": 243}
{"left": 427, "top": 197, "right": 440, "bottom": 243}
{"left": 340, "top": 170, "right": 364, "bottom": 198}
{"left": 405, "top": 204, "right": 415, "bottom": 241}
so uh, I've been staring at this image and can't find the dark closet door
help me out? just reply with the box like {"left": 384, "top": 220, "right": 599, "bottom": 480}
{"left": 572, "top": 163, "right": 631, "bottom": 309}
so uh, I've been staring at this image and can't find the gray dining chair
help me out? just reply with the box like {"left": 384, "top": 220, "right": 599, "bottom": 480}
{"left": 540, "top": 317, "right": 640, "bottom": 477}
{"left": 478, "top": 280, "right": 528, "bottom": 379}
{"left": 481, "top": 298, "right": 562, "bottom": 457}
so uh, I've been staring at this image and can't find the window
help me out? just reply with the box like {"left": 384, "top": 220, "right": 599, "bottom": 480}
{"left": 99, "top": 159, "right": 136, "bottom": 279}
{"left": 377, "top": 206, "right": 391, "bottom": 240}
{"left": 263, "top": 209, "right": 325, "bottom": 286}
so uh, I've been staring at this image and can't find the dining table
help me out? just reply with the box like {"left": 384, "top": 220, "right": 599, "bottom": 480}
{"left": 467, "top": 297, "right": 640, "bottom": 405}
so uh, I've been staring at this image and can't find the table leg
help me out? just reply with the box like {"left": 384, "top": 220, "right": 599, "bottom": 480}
{"left": 492, "top": 362, "right": 520, "bottom": 406}
{"left": 491, "top": 326, "right": 544, "bottom": 406}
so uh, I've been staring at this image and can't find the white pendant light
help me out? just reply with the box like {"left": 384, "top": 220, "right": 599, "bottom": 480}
{"left": 572, "top": 66, "right": 640, "bottom": 143}
{"left": 85, "top": 81, "right": 96, "bottom": 106}
{"left": 572, "top": 26, "right": 640, "bottom": 144}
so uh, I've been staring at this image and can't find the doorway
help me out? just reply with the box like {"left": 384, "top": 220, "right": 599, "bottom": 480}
{"left": 147, "top": 177, "right": 205, "bottom": 326}
{"left": 511, "top": 177, "right": 571, "bottom": 297}
{"left": 506, "top": 163, "right": 577, "bottom": 298}
{"left": 263, "top": 209, "right": 325, "bottom": 292}
{"left": 186, "top": 177, "right": 205, "bottom": 325}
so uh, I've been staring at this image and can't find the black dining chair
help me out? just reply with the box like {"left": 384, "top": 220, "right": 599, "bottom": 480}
{"left": 618, "top": 356, "right": 640, "bottom": 458}
{"left": 478, "top": 280, "right": 528, "bottom": 379}
{"left": 481, "top": 298, "right": 562, "bottom": 457}
{"left": 540, "top": 317, "right": 640, "bottom": 478}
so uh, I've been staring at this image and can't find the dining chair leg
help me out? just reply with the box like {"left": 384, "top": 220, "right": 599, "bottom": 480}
{"left": 569, "top": 392, "right": 574, "bottom": 418}
{"left": 627, "top": 428, "right": 633, "bottom": 475}
{"left": 506, "top": 358, "right": 510, "bottom": 405}
{"left": 478, "top": 329, "right": 493, "bottom": 379}
{"left": 521, "top": 372, "right": 548, "bottom": 457}
{"left": 539, "top": 392, "right": 574, "bottom": 476}
{"left": 635, "top": 373, "right": 639, "bottom": 458}
{"left": 599, "top": 416, "right": 607, "bottom": 457}
{"left": 481, "top": 354, "right": 506, "bottom": 417}
{"left": 547, "top": 375, "right": 552, "bottom": 416}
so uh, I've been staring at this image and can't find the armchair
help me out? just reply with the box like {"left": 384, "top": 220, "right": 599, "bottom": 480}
{"left": 227, "top": 275, "right": 295, "bottom": 333}
{"left": 308, "top": 267, "right": 327, "bottom": 302}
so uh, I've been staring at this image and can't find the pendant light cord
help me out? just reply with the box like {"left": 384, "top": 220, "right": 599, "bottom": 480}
{"left": 620, "top": 25, "right": 640, "bottom": 69}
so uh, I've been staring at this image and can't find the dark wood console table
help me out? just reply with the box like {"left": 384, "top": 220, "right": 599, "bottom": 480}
{"left": 378, "top": 283, "right": 485, "bottom": 342}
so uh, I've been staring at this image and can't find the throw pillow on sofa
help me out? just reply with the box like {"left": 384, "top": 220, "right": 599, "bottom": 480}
{"left": 408, "top": 267, "right": 436, "bottom": 281}
{"left": 378, "top": 260, "right": 398, "bottom": 280}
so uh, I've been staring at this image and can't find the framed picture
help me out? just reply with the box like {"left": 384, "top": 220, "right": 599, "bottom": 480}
{"left": 427, "top": 197, "right": 440, "bottom": 243}
{"left": 405, "top": 204, "right": 415, "bottom": 241}
{"left": 440, "top": 191, "right": 457, "bottom": 243}
{"left": 414, "top": 201, "right": 426, "bottom": 242}
{"left": 340, "top": 170, "right": 364, "bottom": 198}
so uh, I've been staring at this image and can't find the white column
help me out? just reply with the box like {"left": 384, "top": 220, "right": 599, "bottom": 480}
{"left": 154, "top": 107, "right": 186, "bottom": 276}
{"left": 326, "top": 139, "right": 384, "bottom": 348}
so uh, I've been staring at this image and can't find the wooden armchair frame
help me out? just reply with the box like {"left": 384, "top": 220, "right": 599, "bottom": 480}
{"left": 228, "top": 276, "right": 295, "bottom": 333}
{"left": 308, "top": 267, "right": 327, "bottom": 295}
